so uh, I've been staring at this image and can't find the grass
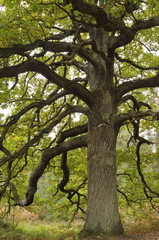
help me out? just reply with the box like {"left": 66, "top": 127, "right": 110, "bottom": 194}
{"left": 0, "top": 218, "right": 82, "bottom": 240}
{"left": 1, "top": 205, "right": 159, "bottom": 240}
{"left": 0, "top": 206, "right": 83, "bottom": 240}
{"left": 0, "top": 222, "right": 80, "bottom": 240}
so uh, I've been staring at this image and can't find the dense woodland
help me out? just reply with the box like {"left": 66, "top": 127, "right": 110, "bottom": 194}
{"left": 1, "top": 0, "right": 159, "bottom": 237}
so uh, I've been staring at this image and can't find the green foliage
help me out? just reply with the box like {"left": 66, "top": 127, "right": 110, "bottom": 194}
{"left": 0, "top": 0, "right": 72, "bottom": 47}
{"left": 1, "top": 0, "right": 159, "bottom": 233}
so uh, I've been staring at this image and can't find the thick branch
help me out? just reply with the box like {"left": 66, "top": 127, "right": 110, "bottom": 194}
{"left": 110, "top": 27, "right": 135, "bottom": 49}
{"left": 0, "top": 60, "right": 94, "bottom": 107}
{"left": 111, "top": 16, "right": 159, "bottom": 49}
{"left": 115, "top": 110, "right": 159, "bottom": 126}
{"left": 23, "top": 135, "right": 87, "bottom": 206}
{"left": 0, "top": 40, "right": 73, "bottom": 58}
{"left": 70, "top": 0, "right": 132, "bottom": 34}
{"left": 70, "top": 0, "right": 108, "bottom": 28}
{"left": 118, "top": 73, "right": 159, "bottom": 98}
{"left": 132, "top": 16, "right": 159, "bottom": 32}
{"left": 57, "top": 123, "right": 88, "bottom": 143}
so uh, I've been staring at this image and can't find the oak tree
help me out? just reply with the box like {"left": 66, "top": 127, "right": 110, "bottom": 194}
{"left": 1, "top": 0, "right": 159, "bottom": 236}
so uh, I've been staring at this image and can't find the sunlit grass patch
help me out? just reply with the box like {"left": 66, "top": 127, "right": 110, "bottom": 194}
{"left": 0, "top": 220, "right": 82, "bottom": 240}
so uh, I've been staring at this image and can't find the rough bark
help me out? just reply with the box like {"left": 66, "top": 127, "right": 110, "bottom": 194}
{"left": 83, "top": 117, "right": 123, "bottom": 236}
{"left": 81, "top": 28, "right": 123, "bottom": 236}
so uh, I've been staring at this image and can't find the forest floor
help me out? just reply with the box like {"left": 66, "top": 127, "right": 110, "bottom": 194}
{"left": 80, "top": 231, "right": 159, "bottom": 240}
{"left": 106, "top": 222, "right": 159, "bottom": 240}
{"left": 1, "top": 207, "right": 159, "bottom": 240}
{"left": 107, "top": 230, "right": 159, "bottom": 240}
{"left": 82, "top": 229, "right": 159, "bottom": 240}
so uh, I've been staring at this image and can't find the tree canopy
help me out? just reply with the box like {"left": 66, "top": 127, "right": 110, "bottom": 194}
{"left": 1, "top": 0, "right": 159, "bottom": 236}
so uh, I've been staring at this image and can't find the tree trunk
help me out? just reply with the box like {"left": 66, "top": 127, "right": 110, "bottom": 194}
{"left": 82, "top": 94, "right": 123, "bottom": 236}
{"left": 82, "top": 28, "right": 123, "bottom": 236}
{"left": 84, "top": 120, "right": 123, "bottom": 235}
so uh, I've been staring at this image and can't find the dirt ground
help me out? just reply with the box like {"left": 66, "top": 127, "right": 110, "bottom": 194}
{"left": 81, "top": 231, "right": 159, "bottom": 240}
{"left": 81, "top": 228, "right": 159, "bottom": 240}
{"left": 107, "top": 230, "right": 159, "bottom": 240}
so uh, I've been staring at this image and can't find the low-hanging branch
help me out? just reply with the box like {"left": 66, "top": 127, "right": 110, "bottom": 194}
{"left": 56, "top": 151, "right": 87, "bottom": 213}
{"left": 11, "top": 135, "right": 87, "bottom": 206}
{"left": 136, "top": 139, "right": 159, "bottom": 198}
{"left": 128, "top": 104, "right": 159, "bottom": 210}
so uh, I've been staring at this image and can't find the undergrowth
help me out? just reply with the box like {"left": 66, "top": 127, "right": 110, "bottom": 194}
{"left": 1, "top": 205, "right": 159, "bottom": 240}
{"left": 0, "top": 211, "right": 81, "bottom": 240}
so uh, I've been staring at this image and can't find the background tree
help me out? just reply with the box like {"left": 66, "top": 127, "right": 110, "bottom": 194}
{"left": 1, "top": 0, "right": 159, "bottom": 237}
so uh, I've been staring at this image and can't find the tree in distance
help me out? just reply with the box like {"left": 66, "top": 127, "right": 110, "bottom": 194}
{"left": 1, "top": 0, "right": 159, "bottom": 237}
